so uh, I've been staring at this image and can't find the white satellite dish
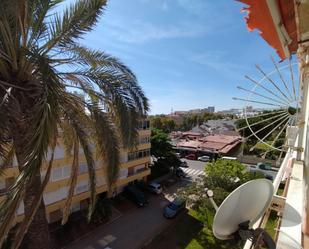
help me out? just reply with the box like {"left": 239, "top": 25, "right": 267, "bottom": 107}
{"left": 213, "top": 179, "right": 274, "bottom": 241}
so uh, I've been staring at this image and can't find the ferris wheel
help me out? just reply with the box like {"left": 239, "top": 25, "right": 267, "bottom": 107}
{"left": 234, "top": 57, "right": 300, "bottom": 155}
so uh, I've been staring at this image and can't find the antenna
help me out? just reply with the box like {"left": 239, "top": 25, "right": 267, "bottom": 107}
{"left": 205, "top": 179, "right": 275, "bottom": 249}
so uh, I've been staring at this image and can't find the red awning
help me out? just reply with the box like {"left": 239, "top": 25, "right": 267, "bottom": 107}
{"left": 239, "top": 0, "right": 297, "bottom": 60}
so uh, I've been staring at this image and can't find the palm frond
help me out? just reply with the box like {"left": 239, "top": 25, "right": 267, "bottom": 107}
{"left": 43, "top": 0, "right": 107, "bottom": 52}
{"left": 27, "top": 0, "right": 64, "bottom": 45}
{"left": 60, "top": 118, "right": 75, "bottom": 159}
{"left": 0, "top": 102, "right": 13, "bottom": 176}
{"left": 62, "top": 141, "right": 79, "bottom": 225}
{"left": 90, "top": 105, "right": 120, "bottom": 189}
{"left": 76, "top": 127, "right": 96, "bottom": 221}
{"left": 61, "top": 93, "right": 97, "bottom": 221}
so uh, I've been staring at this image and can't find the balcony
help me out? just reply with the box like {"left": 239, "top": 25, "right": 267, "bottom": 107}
{"left": 121, "top": 156, "right": 150, "bottom": 169}
{"left": 243, "top": 139, "right": 303, "bottom": 249}
{"left": 116, "top": 168, "right": 151, "bottom": 187}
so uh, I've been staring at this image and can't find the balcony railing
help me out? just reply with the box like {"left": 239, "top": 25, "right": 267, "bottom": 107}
{"left": 243, "top": 138, "right": 302, "bottom": 249}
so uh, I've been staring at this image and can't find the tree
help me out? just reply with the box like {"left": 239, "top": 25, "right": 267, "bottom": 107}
{"left": 178, "top": 112, "right": 224, "bottom": 131}
{"left": 150, "top": 129, "right": 181, "bottom": 179}
{"left": 204, "top": 159, "right": 250, "bottom": 192}
{"left": 151, "top": 117, "right": 163, "bottom": 130}
{"left": 178, "top": 159, "right": 264, "bottom": 225}
{"left": 235, "top": 110, "right": 285, "bottom": 159}
{"left": 0, "top": 1, "right": 148, "bottom": 248}
{"left": 150, "top": 116, "right": 176, "bottom": 133}
{"left": 162, "top": 119, "right": 175, "bottom": 133}
{"left": 150, "top": 128, "right": 172, "bottom": 158}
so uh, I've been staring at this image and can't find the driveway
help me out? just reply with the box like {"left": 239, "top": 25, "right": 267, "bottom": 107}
{"left": 66, "top": 181, "right": 188, "bottom": 249}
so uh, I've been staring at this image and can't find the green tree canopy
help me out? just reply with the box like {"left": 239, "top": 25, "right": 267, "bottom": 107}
{"left": 235, "top": 110, "right": 286, "bottom": 159}
{"left": 179, "top": 159, "right": 264, "bottom": 211}
{"left": 150, "top": 128, "right": 172, "bottom": 158}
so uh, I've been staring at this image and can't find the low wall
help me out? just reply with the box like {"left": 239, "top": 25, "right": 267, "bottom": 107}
{"left": 237, "top": 155, "right": 282, "bottom": 167}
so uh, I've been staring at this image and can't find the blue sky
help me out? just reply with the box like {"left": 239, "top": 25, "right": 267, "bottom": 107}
{"left": 79, "top": 0, "right": 291, "bottom": 114}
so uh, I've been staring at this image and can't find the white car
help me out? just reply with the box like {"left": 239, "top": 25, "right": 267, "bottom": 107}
{"left": 148, "top": 182, "right": 163, "bottom": 194}
{"left": 198, "top": 156, "right": 210, "bottom": 162}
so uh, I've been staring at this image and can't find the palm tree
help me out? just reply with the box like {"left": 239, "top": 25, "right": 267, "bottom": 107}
{"left": 0, "top": 0, "right": 148, "bottom": 248}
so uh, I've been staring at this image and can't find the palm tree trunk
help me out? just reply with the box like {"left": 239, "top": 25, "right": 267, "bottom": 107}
{"left": 22, "top": 174, "right": 51, "bottom": 249}
{"left": 14, "top": 134, "right": 51, "bottom": 249}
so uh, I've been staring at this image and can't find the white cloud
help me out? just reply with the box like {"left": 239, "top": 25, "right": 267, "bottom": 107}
{"left": 176, "top": 0, "right": 209, "bottom": 16}
{"left": 138, "top": 0, "right": 209, "bottom": 15}
{"left": 105, "top": 19, "right": 208, "bottom": 44}
{"left": 190, "top": 51, "right": 248, "bottom": 77}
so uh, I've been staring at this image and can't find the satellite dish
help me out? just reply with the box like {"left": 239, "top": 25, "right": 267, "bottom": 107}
{"left": 213, "top": 179, "right": 274, "bottom": 241}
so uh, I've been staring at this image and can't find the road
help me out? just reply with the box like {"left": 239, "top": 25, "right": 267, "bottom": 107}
{"left": 66, "top": 181, "right": 188, "bottom": 249}
{"left": 66, "top": 160, "right": 205, "bottom": 249}
{"left": 180, "top": 159, "right": 207, "bottom": 180}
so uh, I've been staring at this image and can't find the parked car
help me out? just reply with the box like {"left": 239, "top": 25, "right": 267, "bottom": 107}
{"left": 124, "top": 185, "right": 148, "bottom": 207}
{"left": 163, "top": 199, "right": 186, "bottom": 218}
{"left": 221, "top": 156, "right": 237, "bottom": 161}
{"left": 248, "top": 162, "right": 278, "bottom": 181}
{"left": 257, "top": 162, "right": 272, "bottom": 170}
{"left": 180, "top": 160, "right": 188, "bottom": 168}
{"left": 185, "top": 154, "right": 197, "bottom": 160}
{"left": 175, "top": 168, "right": 186, "bottom": 178}
{"left": 148, "top": 182, "right": 163, "bottom": 194}
{"left": 198, "top": 155, "right": 210, "bottom": 162}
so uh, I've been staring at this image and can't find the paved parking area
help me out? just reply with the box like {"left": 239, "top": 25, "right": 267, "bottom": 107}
{"left": 66, "top": 181, "right": 188, "bottom": 249}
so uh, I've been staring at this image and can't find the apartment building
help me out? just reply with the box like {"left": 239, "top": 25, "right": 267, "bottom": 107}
{"left": 0, "top": 120, "right": 151, "bottom": 225}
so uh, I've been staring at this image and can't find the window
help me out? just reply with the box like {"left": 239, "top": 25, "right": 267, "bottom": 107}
{"left": 140, "top": 136, "right": 150, "bottom": 144}
{"left": 128, "top": 149, "right": 151, "bottom": 161}
{"left": 51, "top": 165, "right": 72, "bottom": 182}
{"left": 134, "top": 165, "right": 145, "bottom": 174}
{"left": 96, "top": 176, "right": 106, "bottom": 187}
{"left": 118, "top": 169, "right": 128, "bottom": 179}
{"left": 128, "top": 167, "right": 134, "bottom": 176}
{"left": 79, "top": 163, "right": 88, "bottom": 174}
{"left": 138, "top": 120, "right": 150, "bottom": 130}
{"left": 63, "top": 166, "right": 71, "bottom": 178}
{"left": 51, "top": 167, "right": 63, "bottom": 182}
{"left": 51, "top": 146, "right": 65, "bottom": 160}
{"left": 75, "top": 180, "right": 89, "bottom": 195}
{"left": 44, "top": 187, "right": 68, "bottom": 205}
{"left": 138, "top": 151, "right": 143, "bottom": 158}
